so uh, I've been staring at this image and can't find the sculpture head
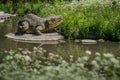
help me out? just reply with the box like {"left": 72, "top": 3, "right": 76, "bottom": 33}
{"left": 17, "top": 20, "right": 29, "bottom": 33}
{"left": 45, "top": 15, "right": 63, "bottom": 29}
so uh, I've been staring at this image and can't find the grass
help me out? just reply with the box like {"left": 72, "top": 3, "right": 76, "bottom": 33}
{"left": 0, "top": 0, "right": 120, "bottom": 40}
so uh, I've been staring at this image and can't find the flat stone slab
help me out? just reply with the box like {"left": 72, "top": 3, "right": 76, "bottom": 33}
{"left": 81, "top": 39, "right": 97, "bottom": 44}
{"left": 5, "top": 33, "right": 64, "bottom": 44}
{"left": 0, "top": 11, "right": 17, "bottom": 23}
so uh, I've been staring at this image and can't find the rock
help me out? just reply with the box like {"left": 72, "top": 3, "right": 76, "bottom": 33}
{"left": 0, "top": 20, "right": 5, "bottom": 23}
{"left": 11, "top": 14, "right": 17, "bottom": 17}
{"left": 97, "top": 39, "right": 105, "bottom": 42}
{"left": 0, "top": 12, "right": 17, "bottom": 23}
{"left": 74, "top": 39, "right": 80, "bottom": 42}
{"left": 5, "top": 32, "right": 64, "bottom": 44}
{"left": 0, "top": 11, "right": 4, "bottom": 14}
{"left": 81, "top": 39, "right": 97, "bottom": 44}
{"left": 58, "top": 40, "right": 66, "bottom": 43}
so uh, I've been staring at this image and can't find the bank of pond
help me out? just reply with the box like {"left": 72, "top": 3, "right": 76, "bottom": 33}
{"left": 0, "top": 0, "right": 120, "bottom": 41}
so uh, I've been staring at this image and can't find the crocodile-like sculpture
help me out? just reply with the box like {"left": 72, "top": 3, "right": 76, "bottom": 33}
{"left": 17, "top": 14, "right": 62, "bottom": 35}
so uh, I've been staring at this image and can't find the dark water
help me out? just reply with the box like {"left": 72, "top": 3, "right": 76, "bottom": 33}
{"left": 0, "top": 18, "right": 120, "bottom": 58}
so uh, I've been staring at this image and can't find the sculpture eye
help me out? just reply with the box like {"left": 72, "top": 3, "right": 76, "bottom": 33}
{"left": 22, "top": 22, "right": 26, "bottom": 25}
{"left": 21, "top": 22, "right": 25, "bottom": 26}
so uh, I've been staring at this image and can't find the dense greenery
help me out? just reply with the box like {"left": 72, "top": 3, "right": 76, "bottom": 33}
{"left": 0, "top": 47, "right": 119, "bottom": 80}
{"left": 0, "top": 0, "right": 120, "bottom": 79}
{"left": 0, "top": 0, "right": 120, "bottom": 40}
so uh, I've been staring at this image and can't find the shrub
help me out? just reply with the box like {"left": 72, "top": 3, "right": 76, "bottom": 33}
{"left": 1, "top": 0, "right": 120, "bottom": 40}
{"left": 0, "top": 47, "right": 120, "bottom": 80}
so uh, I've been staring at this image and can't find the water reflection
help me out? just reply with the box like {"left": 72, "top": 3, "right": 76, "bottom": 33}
{"left": 55, "top": 41, "right": 120, "bottom": 60}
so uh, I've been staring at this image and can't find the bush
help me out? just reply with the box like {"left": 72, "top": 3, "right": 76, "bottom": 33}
{"left": 0, "top": 47, "right": 120, "bottom": 80}
{"left": 1, "top": 0, "right": 120, "bottom": 40}
{"left": 37, "top": 0, "right": 120, "bottom": 40}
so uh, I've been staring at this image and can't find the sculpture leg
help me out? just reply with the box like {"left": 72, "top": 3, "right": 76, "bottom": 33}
{"left": 35, "top": 26, "right": 43, "bottom": 35}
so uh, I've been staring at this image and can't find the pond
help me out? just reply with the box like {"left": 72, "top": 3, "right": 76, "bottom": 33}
{"left": 0, "top": 18, "right": 120, "bottom": 59}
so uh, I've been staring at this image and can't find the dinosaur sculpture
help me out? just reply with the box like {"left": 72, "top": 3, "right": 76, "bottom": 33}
{"left": 17, "top": 13, "right": 63, "bottom": 35}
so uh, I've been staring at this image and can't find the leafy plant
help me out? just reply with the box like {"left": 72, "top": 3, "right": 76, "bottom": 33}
{"left": 1, "top": 0, "right": 120, "bottom": 40}
{"left": 0, "top": 47, "right": 119, "bottom": 80}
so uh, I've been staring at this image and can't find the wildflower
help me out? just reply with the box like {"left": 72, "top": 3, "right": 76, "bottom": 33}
{"left": 43, "top": 50, "right": 47, "bottom": 53}
{"left": 9, "top": 50, "right": 15, "bottom": 55}
{"left": 5, "top": 55, "right": 13, "bottom": 60}
{"left": 91, "top": 60, "right": 99, "bottom": 68}
{"left": 33, "top": 47, "right": 38, "bottom": 50}
{"left": 18, "top": 48, "right": 23, "bottom": 51}
{"left": 95, "top": 57, "right": 101, "bottom": 61}
{"left": 95, "top": 52, "right": 100, "bottom": 56}
{"left": 14, "top": 54, "right": 22, "bottom": 59}
{"left": 77, "top": 57, "right": 82, "bottom": 62}
{"left": 22, "top": 51, "right": 28, "bottom": 54}
{"left": 103, "top": 53, "right": 114, "bottom": 58}
{"left": 110, "top": 58, "right": 119, "bottom": 64}
{"left": 85, "top": 50, "right": 91, "bottom": 55}
{"left": 49, "top": 53, "right": 54, "bottom": 56}
{"left": 55, "top": 55, "right": 60, "bottom": 58}
{"left": 79, "top": 63, "right": 84, "bottom": 68}
{"left": 91, "top": 60, "right": 97, "bottom": 65}
{"left": 82, "top": 56, "right": 89, "bottom": 61}
{"left": 70, "top": 55, "right": 73, "bottom": 58}
{"left": 24, "top": 55, "right": 31, "bottom": 61}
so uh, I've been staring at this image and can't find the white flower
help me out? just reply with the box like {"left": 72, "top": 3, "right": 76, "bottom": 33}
{"left": 6, "top": 55, "right": 13, "bottom": 60}
{"left": 15, "top": 54, "right": 22, "bottom": 59}
{"left": 43, "top": 50, "right": 46, "bottom": 53}
{"left": 95, "top": 57, "right": 101, "bottom": 61}
{"left": 110, "top": 58, "right": 119, "bottom": 64}
{"left": 62, "top": 60, "right": 67, "bottom": 64}
{"left": 49, "top": 53, "right": 54, "bottom": 56}
{"left": 103, "top": 53, "right": 114, "bottom": 58}
{"left": 22, "top": 51, "right": 28, "bottom": 54}
{"left": 82, "top": 56, "right": 89, "bottom": 61}
{"left": 33, "top": 47, "right": 38, "bottom": 50}
{"left": 85, "top": 50, "right": 91, "bottom": 55}
{"left": 95, "top": 52, "right": 100, "bottom": 56}
{"left": 24, "top": 55, "right": 31, "bottom": 61}
{"left": 70, "top": 55, "right": 73, "bottom": 58}
{"left": 91, "top": 60, "right": 98, "bottom": 65}
{"left": 91, "top": 60, "right": 99, "bottom": 68}
{"left": 77, "top": 57, "right": 82, "bottom": 62}
{"left": 79, "top": 63, "right": 84, "bottom": 68}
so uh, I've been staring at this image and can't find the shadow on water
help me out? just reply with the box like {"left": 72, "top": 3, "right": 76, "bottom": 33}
{"left": 0, "top": 18, "right": 120, "bottom": 60}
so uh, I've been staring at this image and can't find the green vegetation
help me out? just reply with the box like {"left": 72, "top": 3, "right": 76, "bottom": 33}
{"left": 0, "top": 0, "right": 120, "bottom": 40}
{"left": 0, "top": 47, "right": 119, "bottom": 80}
{"left": 0, "top": 1, "right": 120, "bottom": 79}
